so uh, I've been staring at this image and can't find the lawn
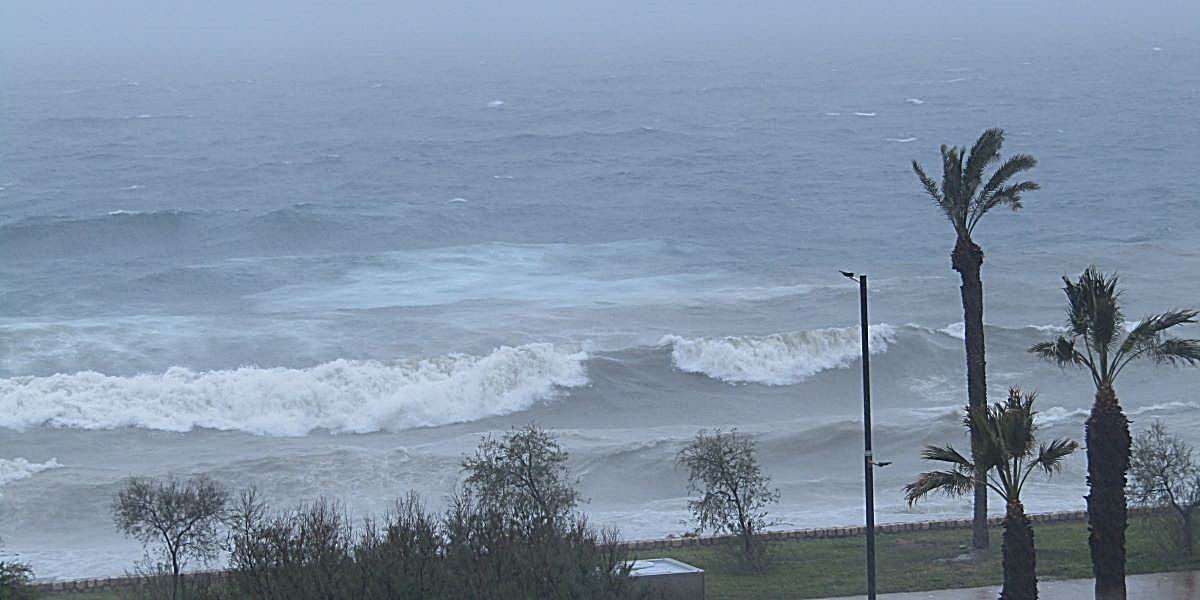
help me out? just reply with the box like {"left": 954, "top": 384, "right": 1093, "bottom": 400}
{"left": 661, "top": 515, "right": 1195, "bottom": 599}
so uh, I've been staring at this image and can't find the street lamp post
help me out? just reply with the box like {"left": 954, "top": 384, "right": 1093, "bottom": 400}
{"left": 842, "top": 271, "right": 877, "bottom": 600}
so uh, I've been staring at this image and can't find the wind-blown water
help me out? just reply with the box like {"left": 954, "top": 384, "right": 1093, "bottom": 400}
{"left": 3, "top": 34, "right": 1199, "bottom": 578}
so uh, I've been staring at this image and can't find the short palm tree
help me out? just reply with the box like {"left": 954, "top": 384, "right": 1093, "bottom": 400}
{"left": 1030, "top": 267, "right": 1200, "bottom": 600}
{"left": 913, "top": 128, "right": 1039, "bottom": 550}
{"left": 906, "top": 387, "right": 1078, "bottom": 600}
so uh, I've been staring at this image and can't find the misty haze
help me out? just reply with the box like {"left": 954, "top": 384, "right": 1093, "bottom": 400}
{"left": 2, "top": 1, "right": 1198, "bottom": 598}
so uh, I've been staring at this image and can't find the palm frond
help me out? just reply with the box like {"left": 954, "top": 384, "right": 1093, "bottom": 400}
{"left": 1148, "top": 338, "right": 1200, "bottom": 366}
{"left": 940, "top": 145, "right": 967, "bottom": 229}
{"left": 919, "top": 444, "right": 974, "bottom": 469}
{"left": 997, "top": 390, "right": 1036, "bottom": 458}
{"left": 981, "top": 153, "right": 1038, "bottom": 198}
{"left": 904, "top": 470, "right": 974, "bottom": 505}
{"left": 1029, "top": 337, "right": 1086, "bottom": 368}
{"left": 1121, "top": 310, "right": 1199, "bottom": 352}
{"left": 912, "top": 160, "right": 953, "bottom": 223}
{"left": 963, "top": 128, "right": 1004, "bottom": 197}
{"left": 980, "top": 180, "right": 1039, "bottom": 215}
{"left": 1034, "top": 439, "right": 1080, "bottom": 474}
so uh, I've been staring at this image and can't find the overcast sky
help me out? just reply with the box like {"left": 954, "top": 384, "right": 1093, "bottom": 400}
{"left": 3, "top": 0, "right": 1196, "bottom": 63}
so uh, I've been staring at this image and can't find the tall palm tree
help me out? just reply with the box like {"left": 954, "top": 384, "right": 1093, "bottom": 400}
{"left": 913, "top": 128, "right": 1040, "bottom": 550}
{"left": 906, "top": 387, "right": 1078, "bottom": 600}
{"left": 1030, "top": 267, "right": 1200, "bottom": 600}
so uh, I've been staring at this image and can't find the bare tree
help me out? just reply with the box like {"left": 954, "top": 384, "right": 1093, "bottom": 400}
{"left": 112, "top": 475, "right": 229, "bottom": 600}
{"left": 676, "top": 428, "right": 779, "bottom": 569}
{"left": 1129, "top": 421, "right": 1200, "bottom": 555}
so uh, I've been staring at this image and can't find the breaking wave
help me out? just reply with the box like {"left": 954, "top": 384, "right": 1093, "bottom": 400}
{"left": 0, "top": 458, "right": 63, "bottom": 487}
{"left": 661, "top": 325, "right": 896, "bottom": 385}
{"left": 0, "top": 344, "right": 587, "bottom": 436}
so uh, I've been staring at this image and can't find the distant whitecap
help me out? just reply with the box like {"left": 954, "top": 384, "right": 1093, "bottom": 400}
{"left": 122, "top": 185, "right": 144, "bottom": 190}
{"left": 492, "top": 175, "right": 514, "bottom": 180}
{"left": 487, "top": 100, "right": 504, "bottom": 107}
{"left": 823, "top": 112, "right": 841, "bottom": 116}
{"left": 943, "top": 77, "right": 968, "bottom": 83}
{"left": 853, "top": 112, "right": 876, "bottom": 117}
{"left": 1152, "top": 47, "right": 1164, "bottom": 52}
{"left": 135, "top": 114, "right": 152, "bottom": 119}
{"left": 885, "top": 137, "right": 918, "bottom": 143}
{"left": 905, "top": 98, "right": 924, "bottom": 105}
{"left": 449, "top": 197, "right": 468, "bottom": 203}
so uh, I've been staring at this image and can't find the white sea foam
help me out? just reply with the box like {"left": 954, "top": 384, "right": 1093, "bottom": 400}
{"left": 885, "top": 137, "right": 918, "bottom": 143}
{"left": 854, "top": 112, "right": 877, "bottom": 117}
{"left": 448, "top": 197, "right": 469, "bottom": 203}
{"left": 943, "top": 77, "right": 968, "bottom": 83}
{"left": 824, "top": 112, "right": 841, "bottom": 116}
{"left": 661, "top": 325, "right": 896, "bottom": 385}
{"left": 0, "top": 458, "right": 63, "bottom": 487}
{"left": 488, "top": 100, "right": 505, "bottom": 107}
{"left": 0, "top": 344, "right": 587, "bottom": 436}
{"left": 1036, "top": 406, "right": 1090, "bottom": 426}
{"left": 1037, "top": 402, "right": 1198, "bottom": 427}
{"left": 905, "top": 98, "right": 925, "bottom": 105}
{"left": 939, "top": 322, "right": 966, "bottom": 340}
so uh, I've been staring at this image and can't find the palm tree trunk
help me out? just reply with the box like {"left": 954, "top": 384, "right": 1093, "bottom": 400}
{"left": 952, "top": 236, "right": 989, "bottom": 551}
{"left": 1000, "top": 500, "right": 1037, "bottom": 600}
{"left": 1087, "top": 384, "right": 1130, "bottom": 600}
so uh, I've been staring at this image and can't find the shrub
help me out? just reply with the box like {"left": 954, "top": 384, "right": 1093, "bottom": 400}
{"left": 677, "top": 428, "right": 779, "bottom": 570}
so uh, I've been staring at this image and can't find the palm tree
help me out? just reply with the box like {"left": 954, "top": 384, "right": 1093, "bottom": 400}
{"left": 1030, "top": 267, "right": 1200, "bottom": 600}
{"left": 906, "top": 387, "right": 1078, "bottom": 600}
{"left": 912, "top": 128, "right": 1040, "bottom": 550}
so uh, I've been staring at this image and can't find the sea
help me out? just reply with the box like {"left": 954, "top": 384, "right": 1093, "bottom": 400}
{"left": 2, "top": 32, "right": 1199, "bottom": 579}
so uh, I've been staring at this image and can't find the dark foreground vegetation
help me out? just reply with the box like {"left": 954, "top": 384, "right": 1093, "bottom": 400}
{"left": 40, "top": 513, "right": 1200, "bottom": 600}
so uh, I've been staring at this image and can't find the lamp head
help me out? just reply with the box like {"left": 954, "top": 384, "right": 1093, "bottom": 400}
{"left": 840, "top": 270, "right": 856, "bottom": 280}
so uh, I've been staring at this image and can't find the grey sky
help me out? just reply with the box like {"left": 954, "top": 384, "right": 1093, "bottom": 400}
{"left": 3, "top": 1, "right": 1196, "bottom": 61}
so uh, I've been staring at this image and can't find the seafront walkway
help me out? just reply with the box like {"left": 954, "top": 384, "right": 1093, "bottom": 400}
{"left": 817, "top": 570, "right": 1200, "bottom": 599}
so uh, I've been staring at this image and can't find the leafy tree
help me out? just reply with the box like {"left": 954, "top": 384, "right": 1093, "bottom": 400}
{"left": 676, "top": 428, "right": 779, "bottom": 569}
{"left": 913, "top": 127, "right": 1040, "bottom": 550}
{"left": 906, "top": 387, "right": 1078, "bottom": 600}
{"left": 1129, "top": 421, "right": 1200, "bottom": 555}
{"left": 1031, "top": 267, "right": 1200, "bottom": 599}
{"left": 0, "top": 561, "right": 35, "bottom": 600}
{"left": 455, "top": 424, "right": 635, "bottom": 599}
{"left": 112, "top": 475, "right": 229, "bottom": 600}
{"left": 461, "top": 423, "right": 580, "bottom": 528}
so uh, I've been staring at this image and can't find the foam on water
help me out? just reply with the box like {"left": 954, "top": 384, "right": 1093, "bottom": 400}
{"left": 661, "top": 324, "right": 896, "bottom": 385}
{"left": 0, "top": 344, "right": 587, "bottom": 436}
{"left": 0, "top": 458, "right": 63, "bottom": 487}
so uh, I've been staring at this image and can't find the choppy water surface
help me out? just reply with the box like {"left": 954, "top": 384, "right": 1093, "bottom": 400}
{"left": 2, "top": 34, "right": 1199, "bottom": 578}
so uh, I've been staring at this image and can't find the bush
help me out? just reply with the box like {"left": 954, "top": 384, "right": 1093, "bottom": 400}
{"left": 225, "top": 425, "right": 640, "bottom": 599}
{"left": 1129, "top": 420, "right": 1200, "bottom": 555}
{"left": 0, "top": 561, "right": 35, "bottom": 600}
{"left": 677, "top": 428, "right": 779, "bottom": 570}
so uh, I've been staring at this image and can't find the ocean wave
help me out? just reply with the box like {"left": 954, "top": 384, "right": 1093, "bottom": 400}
{"left": 939, "top": 322, "right": 966, "bottom": 340}
{"left": 660, "top": 325, "right": 896, "bottom": 385}
{"left": 0, "top": 344, "right": 587, "bottom": 436}
{"left": 0, "top": 457, "right": 63, "bottom": 487}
